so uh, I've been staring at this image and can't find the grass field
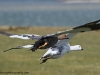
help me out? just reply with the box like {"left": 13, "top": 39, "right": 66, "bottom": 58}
{"left": 0, "top": 26, "right": 100, "bottom": 75}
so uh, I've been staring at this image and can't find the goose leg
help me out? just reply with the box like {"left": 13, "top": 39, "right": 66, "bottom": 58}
{"left": 40, "top": 58, "right": 48, "bottom": 64}
{"left": 40, "top": 56, "right": 51, "bottom": 64}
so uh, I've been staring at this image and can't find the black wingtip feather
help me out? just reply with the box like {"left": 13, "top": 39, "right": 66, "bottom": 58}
{"left": 73, "top": 19, "right": 100, "bottom": 31}
{"left": 0, "top": 31, "right": 13, "bottom": 36}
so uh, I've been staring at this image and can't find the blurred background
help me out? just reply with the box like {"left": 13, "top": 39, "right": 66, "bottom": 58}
{"left": 0, "top": 0, "right": 100, "bottom": 75}
{"left": 0, "top": 0, "right": 100, "bottom": 26}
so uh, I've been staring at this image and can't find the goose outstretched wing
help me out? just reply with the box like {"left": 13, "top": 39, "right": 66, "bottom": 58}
{"left": 3, "top": 44, "right": 34, "bottom": 52}
{"left": 49, "top": 19, "right": 100, "bottom": 37}
{"left": 0, "top": 31, "right": 42, "bottom": 40}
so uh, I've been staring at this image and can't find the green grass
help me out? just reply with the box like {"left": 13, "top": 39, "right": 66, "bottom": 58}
{"left": 0, "top": 27, "right": 100, "bottom": 75}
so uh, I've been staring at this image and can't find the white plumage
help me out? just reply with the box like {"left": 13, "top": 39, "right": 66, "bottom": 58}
{"left": 0, "top": 19, "right": 100, "bottom": 64}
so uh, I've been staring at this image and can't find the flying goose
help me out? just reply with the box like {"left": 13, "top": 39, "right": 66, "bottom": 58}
{"left": 0, "top": 19, "right": 100, "bottom": 64}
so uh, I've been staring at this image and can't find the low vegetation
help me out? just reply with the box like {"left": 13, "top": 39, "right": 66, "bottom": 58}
{"left": 0, "top": 26, "right": 100, "bottom": 75}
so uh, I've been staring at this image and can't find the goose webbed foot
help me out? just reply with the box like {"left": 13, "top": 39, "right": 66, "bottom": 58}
{"left": 40, "top": 58, "right": 48, "bottom": 64}
{"left": 40, "top": 56, "right": 51, "bottom": 64}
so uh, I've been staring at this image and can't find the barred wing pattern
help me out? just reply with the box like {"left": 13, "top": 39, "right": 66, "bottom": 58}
{"left": 49, "top": 19, "right": 100, "bottom": 37}
{"left": 0, "top": 31, "right": 42, "bottom": 40}
{"left": 3, "top": 44, "right": 34, "bottom": 52}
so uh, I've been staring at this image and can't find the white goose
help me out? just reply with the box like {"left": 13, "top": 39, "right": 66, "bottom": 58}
{"left": 0, "top": 19, "right": 100, "bottom": 64}
{"left": 39, "top": 33, "right": 83, "bottom": 64}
